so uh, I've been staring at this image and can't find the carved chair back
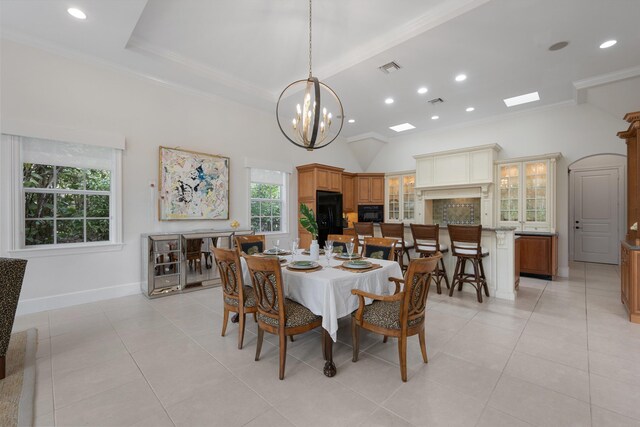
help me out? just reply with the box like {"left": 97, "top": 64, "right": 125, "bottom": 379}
{"left": 213, "top": 247, "right": 244, "bottom": 302}
{"left": 243, "top": 255, "right": 285, "bottom": 327}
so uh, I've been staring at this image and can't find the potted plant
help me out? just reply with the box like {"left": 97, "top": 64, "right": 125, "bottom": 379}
{"left": 299, "top": 203, "right": 320, "bottom": 260}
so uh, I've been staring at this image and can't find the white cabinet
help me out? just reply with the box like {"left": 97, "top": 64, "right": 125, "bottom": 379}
{"left": 495, "top": 154, "right": 561, "bottom": 232}
{"left": 414, "top": 144, "right": 501, "bottom": 189}
{"left": 386, "top": 172, "right": 416, "bottom": 222}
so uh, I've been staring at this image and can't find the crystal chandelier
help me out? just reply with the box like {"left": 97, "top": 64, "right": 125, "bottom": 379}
{"left": 276, "top": 0, "right": 344, "bottom": 151}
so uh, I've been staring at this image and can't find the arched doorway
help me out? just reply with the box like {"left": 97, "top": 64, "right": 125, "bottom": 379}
{"left": 569, "top": 154, "right": 626, "bottom": 264}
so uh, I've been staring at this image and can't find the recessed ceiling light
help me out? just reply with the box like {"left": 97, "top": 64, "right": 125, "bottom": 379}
{"left": 389, "top": 123, "right": 415, "bottom": 132}
{"left": 503, "top": 91, "right": 540, "bottom": 107}
{"left": 348, "top": 119, "right": 355, "bottom": 124}
{"left": 417, "top": 87, "right": 428, "bottom": 94}
{"left": 455, "top": 74, "right": 467, "bottom": 82}
{"left": 385, "top": 98, "right": 394, "bottom": 105}
{"left": 599, "top": 40, "right": 617, "bottom": 49}
{"left": 431, "top": 115, "right": 439, "bottom": 120}
{"left": 67, "top": 7, "right": 87, "bottom": 20}
{"left": 466, "top": 107, "right": 475, "bottom": 112}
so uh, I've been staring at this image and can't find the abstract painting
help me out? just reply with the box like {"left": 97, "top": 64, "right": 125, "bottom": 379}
{"left": 159, "top": 147, "right": 229, "bottom": 220}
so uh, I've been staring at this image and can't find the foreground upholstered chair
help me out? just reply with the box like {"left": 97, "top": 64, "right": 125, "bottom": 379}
{"left": 0, "top": 257, "right": 28, "bottom": 380}
{"left": 362, "top": 237, "right": 397, "bottom": 261}
{"left": 327, "top": 234, "right": 359, "bottom": 255}
{"left": 244, "top": 255, "right": 325, "bottom": 380}
{"left": 213, "top": 248, "right": 257, "bottom": 349}
{"left": 410, "top": 224, "right": 450, "bottom": 294}
{"left": 235, "top": 234, "right": 266, "bottom": 255}
{"left": 351, "top": 255, "right": 440, "bottom": 381}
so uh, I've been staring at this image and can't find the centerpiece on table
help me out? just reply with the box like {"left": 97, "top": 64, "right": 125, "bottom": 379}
{"left": 299, "top": 203, "right": 320, "bottom": 260}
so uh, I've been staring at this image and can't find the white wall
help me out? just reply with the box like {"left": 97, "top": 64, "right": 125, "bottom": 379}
{"left": 366, "top": 102, "right": 629, "bottom": 276}
{"left": 0, "top": 40, "right": 363, "bottom": 313}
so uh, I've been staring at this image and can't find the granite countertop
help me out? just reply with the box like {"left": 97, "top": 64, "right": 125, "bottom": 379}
{"left": 347, "top": 223, "right": 518, "bottom": 232}
{"left": 515, "top": 231, "right": 559, "bottom": 236}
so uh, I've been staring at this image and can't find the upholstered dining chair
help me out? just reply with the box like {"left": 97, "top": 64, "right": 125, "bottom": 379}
{"left": 380, "top": 222, "right": 414, "bottom": 273}
{"left": 410, "top": 224, "right": 450, "bottom": 294}
{"left": 213, "top": 248, "right": 257, "bottom": 349}
{"left": 244, "top": 255, "right": 325, "bottom": 380}
{"left": 0, "top": 257, "right": 27, "bottom": 380}
{"left": 235, "top": 234, "right": 266, "bottom": 256}
{"left": 327, "top": 234, "right": 359, "bottom": 255}
{"left": 351, "top": 255, "right": 440, "bottom": 381}
{"left": 353, "top": 222, "right": 374, "bottom": 254}
{"left": 362, "top": 237, "right": 397, "bottom": 261}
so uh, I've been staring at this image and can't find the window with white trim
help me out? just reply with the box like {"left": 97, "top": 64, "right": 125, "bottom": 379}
{"left": 18, "top": 137, "right": 119, "bottom": 247}
{"left": 249, "top": 168, "right": 287, "bottom": 233}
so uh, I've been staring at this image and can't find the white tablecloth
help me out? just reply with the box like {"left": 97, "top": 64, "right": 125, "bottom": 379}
{"left": 241, "top": 255, "right": 402, "bottom": 341}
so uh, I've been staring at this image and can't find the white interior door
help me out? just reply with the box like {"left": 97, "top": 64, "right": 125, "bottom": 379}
{"left": 573, "top": 169, "right": 619, "bottom": 264}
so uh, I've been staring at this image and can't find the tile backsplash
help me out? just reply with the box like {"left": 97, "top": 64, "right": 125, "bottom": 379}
{"left": 429, "top": 197, "right": 481, "bottom": 225}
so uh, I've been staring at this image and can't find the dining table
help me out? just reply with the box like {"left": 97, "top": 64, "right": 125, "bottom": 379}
{"left": 240, "top": 252, "right": 402, "bottom": 377}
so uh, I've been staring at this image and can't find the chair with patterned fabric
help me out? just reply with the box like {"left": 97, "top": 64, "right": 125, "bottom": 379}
{"left": 244, "top": 255, "right": 326, "bottom": 380}
{"left": 410, "top": 224, "right": 450, "bottom": 294}
{"left": 380, "top": 222, "right": 414, "bottom": 273}
{"left": 351, "top": 255, "right": 440, "bottom": 381}
{"left": 213, "top": 248, "right": 257, "bottom": 349}
{"left": 0, "top": 258, "right": 27, "bottom": 380}
{"left": 235, "top": 234, "right": 266, "bottom": 256}
{"left": 353, "top": 222, "right": 374, "bottom": 254}
{"left": 362, "top": 237, "right": 396, "bottom": 261}
{"left": 327, "top": 234, "right": 358, "bottom": 255}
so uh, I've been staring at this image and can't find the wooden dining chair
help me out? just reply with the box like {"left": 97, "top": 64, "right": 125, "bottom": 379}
{"left": 213, "top": 248, "right": 257, "bottom": 349}
{"left": 351, "top": 254, "right": 441, "bottom": 381}
{"left": 244, "top": 255, "right": 325, "bottom": 380}
{"left": 186, "top": 238, "right": 204, "bottom": 274}
{"left": 448, "top": 225, "right": 489, "bottom": 303}
{"left": 235, "top": 234, "right": 266, "bottom": 256}
{"left": 410, "top": 224, "right": 450, "bottom": 294}
{"left": 327, "top": 234, "right": 358, "bottom": 255}
{"left": 380, "top": 222, "right": 414, "bottom": 273}
{"left": 362, "top": 237, "right": 397, "bottom": 261}
{"left": 353, "top": 222, "right": 374, "bottom": 254}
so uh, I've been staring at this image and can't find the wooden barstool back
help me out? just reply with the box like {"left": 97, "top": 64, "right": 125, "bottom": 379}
{"left": 353, "top": 222, "right": 374, "bottom": 254}
{"left": 447, "top": 225, "right": 489, "bottom": 302}
{"left": 410, "top": 224, "right": 450, "bottom": 294}
{"left": 380, "top": 222, "right": 413, "bottom": 272}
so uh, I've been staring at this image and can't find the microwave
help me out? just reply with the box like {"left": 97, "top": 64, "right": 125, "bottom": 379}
{"left": 357, "top": 205, "right": 384, "bottom": 223}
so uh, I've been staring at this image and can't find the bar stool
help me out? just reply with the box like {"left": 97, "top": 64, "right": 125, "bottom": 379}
{"left": 380, "top": 222, "right": 414, "bottom": 273}
{"left": 447, "top": 225, "right": 489, "bottom": 303}
{"left": 410, "top": 224, "right": 450, "bottom": 294}
{"left": 353, "top": 222, "right": 374, "bottom": 255}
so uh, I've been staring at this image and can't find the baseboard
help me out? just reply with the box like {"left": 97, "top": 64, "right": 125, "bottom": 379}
{"left": 558, "top": 266, "right": 570, "bottom": 278}
{"left": 16, "top": 281, "right": 141, "bottom": 315}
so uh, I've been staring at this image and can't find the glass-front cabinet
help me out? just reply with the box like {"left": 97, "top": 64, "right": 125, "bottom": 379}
{"left": 385, "top": 172, "right": 415, "bottom": 222}
{"left": 496, "top": 154, "right": 560, "bottom": 232}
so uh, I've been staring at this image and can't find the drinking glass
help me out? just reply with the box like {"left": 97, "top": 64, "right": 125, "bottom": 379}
{"left": 291, "top": 238, "right": 299, "bottom": 262}
{"left": 324, "top": 241, "right": 334, "bottom": 268}
{"left": 274, "top": 239, "right": 280, "bottom": 254}
{"left": 346, "top": 240, "right": 355, "bottom": 259}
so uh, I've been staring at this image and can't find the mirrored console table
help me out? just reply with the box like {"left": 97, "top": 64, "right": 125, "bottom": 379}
{"left": 141, "top": 228, "right": 253, "bottom": 298}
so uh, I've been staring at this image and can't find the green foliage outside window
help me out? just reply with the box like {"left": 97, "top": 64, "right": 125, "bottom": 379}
{"left": 23, "top": 163, "right": 111, "bottom": 246}
{"left": 250, "top": 183, "right": 283, "bottom": 233}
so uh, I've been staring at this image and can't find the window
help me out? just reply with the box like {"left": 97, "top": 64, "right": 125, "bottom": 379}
{"left": 385, "top": 173, "right": 416, "bottom": 222}
{"left": 16, "top": 136, "right": 119, "bottom": 248}
{"left": 250, "top": 168, "right": 287, "bottom": 233}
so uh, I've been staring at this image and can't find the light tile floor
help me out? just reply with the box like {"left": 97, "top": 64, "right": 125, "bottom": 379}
{"left": 13, "top": 262, "right": 640, "bottom": 426}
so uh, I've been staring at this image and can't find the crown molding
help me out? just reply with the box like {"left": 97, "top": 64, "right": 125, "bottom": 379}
{"left": 573, "top": 65, "right": 640, "bottom": 104}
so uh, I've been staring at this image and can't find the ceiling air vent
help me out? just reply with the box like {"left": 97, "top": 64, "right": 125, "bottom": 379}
{"left": 378, "top": 61, "right": 402, "bottom": 74}
{"left": 428, "top": 97, "right": 444, "bottom": 104}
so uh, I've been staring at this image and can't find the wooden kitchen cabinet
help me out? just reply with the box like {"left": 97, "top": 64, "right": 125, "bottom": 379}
{"left": 342, "top": 172, "right": 356, "bottom": 213}
{"left": 517, "top": 233, "right": 558, "bottom": 280}
{"left": 618, "top": 111, "right": 640, "bottom": 323}
{"left": 356, "top": 174, "right": 385, "bottom": 205}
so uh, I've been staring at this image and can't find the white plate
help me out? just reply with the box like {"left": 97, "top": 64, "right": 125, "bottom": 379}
{"left": 288, "top": 261, "right": 319, "bottom": 270}
{"left": 343, "top": 260, "right": 372, "bottom": 269}
{"left": 335, "top": 253, "right": 361, "bottom": 260}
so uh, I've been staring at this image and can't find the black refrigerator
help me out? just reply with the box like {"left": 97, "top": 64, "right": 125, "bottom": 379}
{"left": 316, "top": 191, "right": 343, "bottom": 247}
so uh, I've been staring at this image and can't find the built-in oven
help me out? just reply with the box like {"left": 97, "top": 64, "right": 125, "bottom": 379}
{"left": 357, "top": 205, "right": 384, "bottom": 223}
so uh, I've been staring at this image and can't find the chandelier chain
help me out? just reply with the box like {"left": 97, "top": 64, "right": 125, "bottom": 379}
{"left": 308, "top": 0, "right": 312, "bottom": 77}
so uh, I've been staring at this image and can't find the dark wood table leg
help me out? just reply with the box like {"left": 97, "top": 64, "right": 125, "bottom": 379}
{"left": 231, "top": 313, "right": 239, "bottom": 323}
{"left": 322, "top": 330, "right": 336, "bottom": 377}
